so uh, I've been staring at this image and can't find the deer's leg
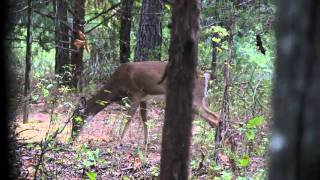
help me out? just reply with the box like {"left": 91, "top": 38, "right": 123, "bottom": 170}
{"left": 194, "top": 104, "right": 219, "bottom": 128}
{"left": 198, "top": 110, "right": 216, "bottom": 127}
{"left": 139, "top": 101, "right": 148, "bottom": 150}
{"left": 120, "top": 101, "right": 140, "bottom": 142}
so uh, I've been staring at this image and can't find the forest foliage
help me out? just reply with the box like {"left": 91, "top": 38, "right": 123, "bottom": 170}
{"left": 8, "top": 0, "right": 276, "bottom": 179}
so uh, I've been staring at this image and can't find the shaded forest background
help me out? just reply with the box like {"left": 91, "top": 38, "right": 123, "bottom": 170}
{"left": 5, "top": 0, "right": 277, "bottom": 179}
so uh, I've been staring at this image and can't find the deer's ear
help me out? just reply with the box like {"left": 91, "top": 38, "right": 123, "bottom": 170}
{"left": 79, "top": 97, "right": 87, "bottom": 109}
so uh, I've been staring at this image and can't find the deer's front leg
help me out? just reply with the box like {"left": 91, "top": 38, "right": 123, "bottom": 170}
{"left": 120, "top": 99, "right": 140, "bottom": 143}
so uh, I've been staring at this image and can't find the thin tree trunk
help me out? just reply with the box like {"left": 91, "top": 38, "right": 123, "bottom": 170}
{"left": 159, "top": 0, "right": 200, "bottom": 179}
{"left": 71, "top": 0, "right": 85, "bottom": 90}
{"left": 22, "top": 0, "right": 32, "bottom": 123}
{"left": 134, "top": 0, "right": 163, "bottom": 61}
{"left": 111, "top": 20, "right": 118, "bottom": 61}
{"left": 119, "top": 0, "right": 134, "bottom": 63}
{"left": 214, "top": 20, "right": 234, "bottom": 163}
{"left": 211, "top": 32, "right": 219, "bottom": 79}
{"left": 54, "top": 0, "right": 70, "bottom": 78}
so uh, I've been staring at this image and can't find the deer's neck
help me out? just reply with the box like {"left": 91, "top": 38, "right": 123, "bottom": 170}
{"left": 84, "top": 84, "right": 113, "bottom": 117}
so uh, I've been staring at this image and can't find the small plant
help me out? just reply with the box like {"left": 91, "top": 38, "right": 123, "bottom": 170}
{"left": 237, "top": 154, "right": 250, "bottom": 168}
{"left": 243, "top": 116, "right": 265, "bottom": 142}
{"left": 82, "top": 148, "right": 100, "bottom": 168}
{"left": 150, "top": 165, "right": 160, "bottom": 177}
{"left": 85, "top": 171, "right": 97, "bottom": 180}
{"left": 133, "top": 147, "right": 146, "bottom": 164}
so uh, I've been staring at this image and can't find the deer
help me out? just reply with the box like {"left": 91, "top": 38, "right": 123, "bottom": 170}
{"left": 71, "top": 61, "right": 220, "bottom": 149}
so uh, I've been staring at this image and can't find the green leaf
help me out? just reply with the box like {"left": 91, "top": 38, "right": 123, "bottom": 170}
{"left": 212, "top": 37, "right": 221, "bottom": 43}
{"left": 211, "top": 26, "right": 229, "bottom": 37}
{"left": 246, "top": 116, "right": 265, "bottom": 129}
{"left": 150, "top": 165, "right": 160, "bottom": 176}
{"left": 96, "top": 100, "right": 108, "bottom": 106}
{"left": 221, "top": 171, "right": 232, "bottom": 180}
{"left": 245, "top": 130, "right": 256, "bottom": 141}
{"left": 75, "top": 116, "right": 83, "bottom": 124}
{"left": 42, "top": 89, "right": 50, "bottom": 97}
{"left": 88, "top": 151, "right": 95, "bottom": 161}
{"left": 31, "top": 94, "right": 39, "bottom": 102}
{"left": 86, "top": 171, "right": 97, "bottom": 180}
{"left": 236, "top": 176, "right": 247, "bottom": 180}
{"left": 238, "top": 155, "right": 250, "bottom": 167}
{"left": 83, "top": 159, "right": 94, "bottom": 168}
{"left": 122, "top": 176, "right": 130, "bottom": 180}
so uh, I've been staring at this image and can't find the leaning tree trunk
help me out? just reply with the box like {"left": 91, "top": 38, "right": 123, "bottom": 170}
{"left": 269, "top": 0, "right": 320, "bottom": 179}
{"left": 119, "top": 0, "right": 134, "bottom": 63}
{"left": 159, "top": 0, "right": 200, "bottom": 179}
{"left": 71, "top": 0, "right": 85, "bottom": 90}
{"left": 54, "top": 0, "right": 70, "bottom": 79}
{"left": 134, "top": 0, "right": 163, "bottom": 61}
{"left": 22, "top": 0, "right": 32, "bottom": 123}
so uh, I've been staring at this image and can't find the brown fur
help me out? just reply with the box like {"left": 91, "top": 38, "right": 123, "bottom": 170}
{"left": 71, "top": 61, "right": 219, "bottom": 148}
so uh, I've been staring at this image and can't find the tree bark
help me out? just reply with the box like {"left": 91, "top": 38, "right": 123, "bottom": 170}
{"left": 269, "top": 0, "right": 320, "bottom": 179}
{"left": 134, "top": 0, "right": 163, "bottom": 61}
{"left": 22, "top": 0, "right": 32, "bottom": 123}
{"left": 119, "top": 0, "right": 134, "bottom": 63}
{"left": 71, "top": 0, "right": 85, "bottom": 90}
{"left": 54, "top": 0, "right": 70, "bottom": 78}
{"left": 214, "top": 23, "right": 233, "bottom": 164}
{"left": 211, "top": 32, "right": 219, "bottom": 79}
{"left": 159, "top": 0, "right": 200, "bottom": 179}
{"left": 3, "top": 1, "right": 19, "bottom": 178}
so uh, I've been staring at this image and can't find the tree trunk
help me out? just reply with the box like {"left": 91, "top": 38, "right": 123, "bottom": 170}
{"left": 71, "top": 0, "right": 85, "bottom": 90}
{"left": 119, "top": 0, "right": 134, "bottom": 63}
{"left": 211, "top": 32, "right": 219, "bottom": 79}
{"left": 159, "top": 0, "right": 200, "bottom": 179}
{"left": 134, "top": 0, "right": 163, "bottom": 61}
{"left": 22, "top": 0, "right": 32, "bottom": 123}
{"left": 54, "top": 0, "right": 70, "bottom": 78}
{"left": 214, "top": 20, "right": 233, "bottom": 164}
{"left": 110, "top": 20, "right": 118, "bottom": 61}
{"left": 3, "top": 1, "right": 19, "bottom": 177}
{"left": 269, "top": 0, "right": 320, "bottom": 179}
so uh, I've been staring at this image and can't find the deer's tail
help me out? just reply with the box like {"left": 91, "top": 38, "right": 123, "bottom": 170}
{"left": 201, "top": 73, "right": 220, "bottom": 127}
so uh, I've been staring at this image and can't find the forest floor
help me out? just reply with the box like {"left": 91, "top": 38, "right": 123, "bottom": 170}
{"left": 16, "top": 100, "right": 169, "bottom": 179}
{"left": 15, "top": 98, "right": 267, "bottom": 179}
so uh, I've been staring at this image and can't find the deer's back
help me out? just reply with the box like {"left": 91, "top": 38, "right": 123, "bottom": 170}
{"left": 111, "top": 61, "right": 167, "bottom": 96}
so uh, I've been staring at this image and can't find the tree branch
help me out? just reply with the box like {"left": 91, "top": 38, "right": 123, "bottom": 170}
{"left": 33, "top": 9, "right": 54, "bottom": 19}
{"left": 85, "top": 13, "right": 118, "bottom": 34}
{"left": 85, "top": 2, "right": 121, "bottom": 24}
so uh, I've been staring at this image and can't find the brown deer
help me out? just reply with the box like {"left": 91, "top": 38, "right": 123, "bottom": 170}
{"left": 71, "top": 61, "right": 219, "bottom": 148}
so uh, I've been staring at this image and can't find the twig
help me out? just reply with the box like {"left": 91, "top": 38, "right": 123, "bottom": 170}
{"left": 33, "top": 93, "right": 75, "bottom": 179}
{"left": 16, "top": 128, "right": 38, "bottom": 137}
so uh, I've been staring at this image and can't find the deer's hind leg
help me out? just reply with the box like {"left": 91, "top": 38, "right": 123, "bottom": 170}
{"left": 139, "top": 101, "right": 148, "bottom": 151}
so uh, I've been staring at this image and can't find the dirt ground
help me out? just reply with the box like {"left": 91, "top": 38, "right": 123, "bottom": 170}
{"left": 15, "top": 100, "right": 267, "bottom": 179}
{"left": 16, "top": 101, "right": 167, "bottom": 179}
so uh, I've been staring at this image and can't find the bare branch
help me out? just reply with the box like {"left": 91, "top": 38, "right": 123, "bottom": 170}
{"left": 85, "top": 2, "right": 121, "bottom": 24}
{"left": 85, "top": 13, "right": 118, "bottom": 34}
